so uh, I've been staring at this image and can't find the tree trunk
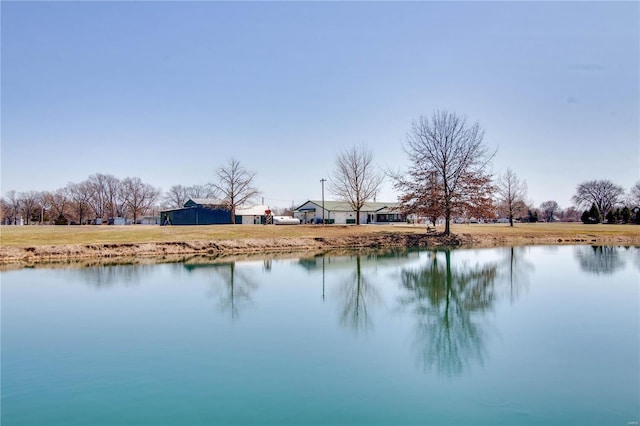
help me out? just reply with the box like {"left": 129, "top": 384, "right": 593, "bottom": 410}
{"left": 444, "top": 204, "right": 451, "bottom": 235}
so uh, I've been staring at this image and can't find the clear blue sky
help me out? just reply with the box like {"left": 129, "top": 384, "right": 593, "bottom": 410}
{"left": 2, "top": 1, "right": 638, "bottom": 210}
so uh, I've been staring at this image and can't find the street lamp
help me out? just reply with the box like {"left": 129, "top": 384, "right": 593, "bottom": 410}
{"left": 320, "top": 178, "right": 326, "bottom": 225}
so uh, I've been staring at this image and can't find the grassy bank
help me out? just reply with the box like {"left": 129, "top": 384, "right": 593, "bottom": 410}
{"left": 1, "top": 222, "right": 638, "bottom": 247}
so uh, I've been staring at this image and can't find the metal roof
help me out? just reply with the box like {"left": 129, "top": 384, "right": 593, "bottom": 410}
{"left": 235, "top": 205, "right": 270, "bottom": 216}
{"left": 295, "top": 200, "right": 400, "bottom": 212}
{"left": 187, "top": 198, "right": 227, "bottom": 206}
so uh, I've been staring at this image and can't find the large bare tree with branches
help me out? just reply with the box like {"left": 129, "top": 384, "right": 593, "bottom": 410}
{"left": 163, "top": 184, "right": 219, "bottom": 208}
{"left": 496, "top": 168, "right": 528, "bottom": 227}
{"left": 210, "top": 159, "right": 260, "bottom": 224}
{"left": 3, "top": 190, "right": 21, "bottom": 224}
{"left": 572, "top": 179, "right": 624, "bottom": 215}
{"left": 68, "top": 181, "right": 93, "bottom": 224}
{"left": 400, "top": 110, "right": 495, "bottom": 235}
{"left": 630, "top": 181, "right": 640, "bottom": 207}
{"left": 329, "top": 145, "right": 384, "bottom": 225}
{"left": 540, "top": 200, "right": 560, "bottom": 223}
{"left": 121, "top": 177, "right": 160, "bottom": 223}
{"left": 18, "top": 190, "right": 40, "bottom": 225}
{"left": 45, "top": 188, "right": 71, "bottom": 224}
{"left": 163, "top": 185, "right": 190, "bottom": 209}
{"left": 87, "top": 173, "right": 123, "bottom": 221}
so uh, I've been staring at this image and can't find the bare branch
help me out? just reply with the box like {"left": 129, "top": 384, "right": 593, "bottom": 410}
{"left": 329, "top": 145, "right": 384, "bottom": 225}
{"left": 210, "top": 159, "right": 260, "bottom": 224}
{"left": 397, "top": 110, "right": 495, "bottom": 234}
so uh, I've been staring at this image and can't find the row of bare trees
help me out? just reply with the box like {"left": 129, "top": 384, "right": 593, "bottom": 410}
{"left": 1, "top": 159, "right": 261, "bottom": 226}
{"left": 329, "top": 110, "right": 639, "bottom": 233}
{"left": 1, "top": 174, "right": 161, "bottom": 225}
{"left": 3, "top": 110, "right": 638, "bottom": 229}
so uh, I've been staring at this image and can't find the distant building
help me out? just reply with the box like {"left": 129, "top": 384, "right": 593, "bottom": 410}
{"left": 160, "top": 198, "right": 230, "bottom": 225}
{"left": 293, "top": 200, "right": 405, "bottom": 224}
{"left": 136, "top": 216, "right": 161, "bottom": 225}
{"left": 4, "top": 216, "right": 24, "bottom": 226}
{"left": 108, "top": 217, "right": 127, "bottom": 225}
{"left": 235, "top": 205, "right": 270, "bottom": 224}
{"left": 160, "top": 199, "right": 271, "bottom": 226}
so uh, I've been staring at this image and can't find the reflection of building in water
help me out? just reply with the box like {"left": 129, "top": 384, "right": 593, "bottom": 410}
{"left": 398, "top": 250, "right": 499, "bottom": 377}
{"left": 574, "top": 246, "right": 626, "bottom": 275}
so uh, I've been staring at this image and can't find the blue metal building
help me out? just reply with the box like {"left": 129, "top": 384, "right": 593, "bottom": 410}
{"left": 160, "top": 198, "right": 232, "bottom": 225}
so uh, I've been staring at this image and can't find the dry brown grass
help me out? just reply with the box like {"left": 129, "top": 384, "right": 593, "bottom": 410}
{"left": 1, "top": 222, "right": 638, "bottom": 248}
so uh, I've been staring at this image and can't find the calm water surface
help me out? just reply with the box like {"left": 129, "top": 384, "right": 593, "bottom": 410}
{"left": 2, "top": 246, "right": 639, "bottom": 425}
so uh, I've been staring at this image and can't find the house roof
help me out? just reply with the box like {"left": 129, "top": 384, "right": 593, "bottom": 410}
{"left": 235, "top": 205, "right": 270, "bottom": 216}
{"left": 295, "top": 200, "right": 400, "bottom": 213}
{"left": 186, "top": 198, "right": 227, "bottom": 206}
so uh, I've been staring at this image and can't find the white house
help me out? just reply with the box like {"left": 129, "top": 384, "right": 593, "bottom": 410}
{"left": 235, "top": 205, "right": 270, "bottom": 224}
{"left": 293, "top": 200, "right": 405, "bottom": 225}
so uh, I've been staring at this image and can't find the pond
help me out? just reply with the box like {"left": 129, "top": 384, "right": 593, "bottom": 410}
{"left": 1, "top": 246, "right": 639, "bottom": 425}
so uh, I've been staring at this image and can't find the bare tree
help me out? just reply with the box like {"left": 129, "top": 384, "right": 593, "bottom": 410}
{"left": 329, "top": 145, "right": 384, "bottom": 225}
{"left": 163, "top": 185, "right": 190, "bottom": 208}
{"left": 629, "top": 181, "right": 640, "bottom": 207}
{"left": 87, "top": 173, "right": 113, "bottom": 220}
{"left": 87, "top": 174, "right": 107, "bottom": 221}
{"left": 496, "top": 169, "right": 528, "bottom": 227}
{"left": 121, "top": 177, "right": 160, "bottom": 223}
{"left": 18, "top": 191, "right": 40, "bottom": 225}
{"left": 68, "top": 181, "right": 93, "bottom": 225}
{"left": 4, "top": 190, "right": 21, "bottom": 224}
{"left": 87, "top": 173, "right": 124, "bottom": 220}
{"left": 540, "top": 200, "right": 560, "bottom": 223}
{"left": 37, "top": 191, "right": 51, "bottom": 224}
{"left": 561, "top": 207, "right": 581, "bottom": 222}
{"left": 164, "top": 184, "right": 219, "bottom": 208}
{"left": 105, "top": 174, "right": 124, "bottom": 218}
{"left": 0, "top": 197, "right": 11, "bottom": 224}
{"left": 210, "top": 159, "right": 260, "bottom": 224}
{"left": 400, "top": 110, "right": 495, "bottom": 235}
{"left": 188, "top": 184, "right": 218, "bottom": 199}
{"left": 572, "top": 179, "right": 624, "bottom": 215}
{"left": 47, "top": 188, "right": 71, "bottom": 224}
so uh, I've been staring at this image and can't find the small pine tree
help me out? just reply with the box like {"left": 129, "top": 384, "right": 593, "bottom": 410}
{"left": 606, "top": 210, "right": 615, "bottom": 224}
{"left": 581, "top": 210, "right": 590, "bottom": 224}
{"left": 621, "top": 206, "right": 631, "bottom": 224}
{"left": 54, "top": 214, "right": 68, "bottom": 225}
{"left": 588, "top": 203, "right": 602, "bottom": 224}
{"left": 614, "top": 208, "right": 621, "bottom": 223}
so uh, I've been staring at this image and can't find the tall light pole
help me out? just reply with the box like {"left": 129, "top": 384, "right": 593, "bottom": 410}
{"left": 320, "top": 178, "right": 326, "bottom": 225}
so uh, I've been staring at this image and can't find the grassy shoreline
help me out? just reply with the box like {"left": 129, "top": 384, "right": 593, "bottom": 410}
{"left": 1, "top": 223, "right": 639, "bottom": 266}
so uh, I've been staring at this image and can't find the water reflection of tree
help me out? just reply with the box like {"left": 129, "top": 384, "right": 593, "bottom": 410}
{"left": 501, "top": 246, "right": 534, "bottom": 303}
{"left": 200, "top": 262, "right": 258, "bottom": 320}
{"left": 77, "top": 264, "right": 148, "bottom": 288}
{"left": 575, "top": 246, "right": 625, "bottom": 275}
{"left": 335, "top": 256, "right": 381, "bottom": 334}
{"left": 398, "top": 250, "right": 498, "bottom": 376}
{"left": 631, "top": 246, "right": 640, "bottom": 272}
